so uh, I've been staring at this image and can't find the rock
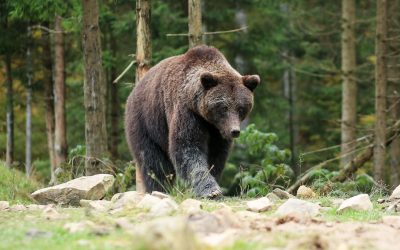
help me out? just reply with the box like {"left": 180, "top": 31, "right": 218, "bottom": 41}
{"left": 382, "top": 216, "right": 400, "bottom": 229}
{"left": 25, "top": 228, "right": 52, "bottom": 238}
{"left": 31, "top": 174, "right": 115, "bottom": 206}
{"left": 386, "top": 200, "right": 400, "bottom": 213}
{"left": 134, "top": 216, "right": 198, "bottom": 250}
{"left": 180, "top": 199, "right": 203, "bottom": 213}
{"left": 377, "top": 198, "right": 386, "bottom": 204}
{"left": 213, "top": 207, "right": 245, "bottom": 229}
{"left": 266, "top": 192, "right": 280, "bottom": 202}
{"left": 187, "top": 212, "right": 226, "bottom": 234}
{"left": 273, "top": 188, "right": 294, "bottom": 199}
{"left": 331, "top": 198, "right": 345, "bottom": 208}
{"left": 246, "top": 197, "right": 273, "bottom": 212}
{"left": 64, "top": 221, "right": 95, "bottom": 233}
{"left": 10, "top": 204, "right": 27, "bottom": 212}
{"left": 236, "top": 210, "right": 265, "bottom": 221}
{"left": 149, "top": 198, "right": 179, "bottom": 216}
{"left": 296, "top": 185, "right": 316, "bottom": 199}
{"left": 111, "top": 191, "right": 144, "bottom": 210}
{"left": 42, "top": 207, "right": 64, "bottom": 220}
{"left": 80, "top": 199, "right": 112, "bottom": 212}
{"left": 276, "top": 198, "right": 321, "bottom": 218}
{"left": 26, "top": 204, "right": 47, "bottom": 211}
{"left": 151, "top": 191, "right": 171, "bottom": 199}
{"left": 114, "top": 217, "right": 135, "bottom": 230}
{"left": 201, "top": 230, "right": 237, "bottom": 247}
{"left": 390, "top": 185, "right": 400, "bottom": 200}
{"left": 337, "top": 194, "right": 373, "bottom": 213}
{"left": 137, "top": 194, "right": 162, "bottom": 210}
{"left": 0, "top": 201, "right": 10, "bottom": 210}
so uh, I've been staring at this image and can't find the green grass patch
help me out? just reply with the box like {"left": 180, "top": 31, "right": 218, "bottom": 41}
{"left": 0, "top": 161, "right": 42, "bottom": 204}
{"left": 322, "top": 203, "right": 386, "bottom": 222}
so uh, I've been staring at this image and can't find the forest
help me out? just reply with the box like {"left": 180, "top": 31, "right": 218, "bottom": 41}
{"left": 0, "top": 0, "right": 400, "bottom": 249}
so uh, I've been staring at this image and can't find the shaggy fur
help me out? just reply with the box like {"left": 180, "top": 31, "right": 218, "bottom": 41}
{"left": 125, "top": 45, "right": 260, "bottom": 198}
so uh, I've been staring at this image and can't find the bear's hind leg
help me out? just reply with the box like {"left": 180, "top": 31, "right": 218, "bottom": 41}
{"left": 134, "top": 136, "right": 175, "bottom": 193}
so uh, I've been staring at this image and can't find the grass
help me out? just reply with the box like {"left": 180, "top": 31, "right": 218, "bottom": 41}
{"left": 0, "top": 161, "right": 42, "bottom": 204}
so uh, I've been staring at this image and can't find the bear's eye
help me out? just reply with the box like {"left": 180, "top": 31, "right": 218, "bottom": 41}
{"left": 238, "top": 107, "right": 248, "bottom": 119}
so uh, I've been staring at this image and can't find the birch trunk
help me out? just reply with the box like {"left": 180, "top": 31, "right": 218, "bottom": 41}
{"left": 374, "top": 0, "right": 388, "bottom": 182}
{"left": 82, "top": 0, "right": 108, "bottom": 175}
{"left": 54, "top": 15, "right": 67, "bottom": 170}
{"left": 188, "top": 0, "right": 202, "bottom": 48}
{"left": 340, "top": 0, "right": 357, "bottom": 167}
{"left": 135, "top": 0, "right": 152, "bottom": 192}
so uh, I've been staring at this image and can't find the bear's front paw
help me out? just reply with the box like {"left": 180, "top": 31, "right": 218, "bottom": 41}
{"left": 207, "top": 189, "right": 223, "bottom": 199}
{"left": 194, "top": 180, "right": 223, "bottom": 199}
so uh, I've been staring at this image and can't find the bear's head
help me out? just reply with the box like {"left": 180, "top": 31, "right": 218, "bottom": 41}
{"left": 198, "top": 71, "right": 260, "bottom": 139}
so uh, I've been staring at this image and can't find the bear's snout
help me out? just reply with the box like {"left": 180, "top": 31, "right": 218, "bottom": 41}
{"left": 231, "top": 129, "right": 240, "bottom": 138}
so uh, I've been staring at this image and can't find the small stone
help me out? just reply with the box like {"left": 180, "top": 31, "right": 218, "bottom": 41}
{"left": 201, "top": 230, "right": 237, "bottom": 247}
{"left": 0, "top": 201, "right": 10, "bottom": 210}
{"left": 296, "top": 185, "right": 316, "bottom": 199}
{"left": 31, "top": 174, "right": 115, "bottom": 206}
{"left": 180, "top": 199, "right": 203, "bottom": 213}
{"left": 377, "top": 198, "right": 386, "bottom": 204}
{"left": 25, "top": 228, "right": 52, "bottom": 238}
{"left": 114, "top": 217, "right": 135, "bottom": 230}
{"left": 266, "top": 192, "right": 280, "bottom": 202}
{"left": 276, "top": 198, "right": 321, "bottom": 218}
{"left": 187, "top": 212, "right": 225, "bottom": 234}
{"left": 64, "top": 221, "right": 95, "bottom": 233}
{"left": 386, "top": 200, "right": 400, "bottom": 213}
{"left": 80, "top": 199, "right": 112, "bottom": 212}
{"left": 151, "top": 191, "right": 171, "bottom": 199}
{"left": 137, "top": 194, "right": 162, "bottom": 210}
{"left": 390, "top": 185, "right": 400, "bottom": 200}
{"left": 42, "top": 207, "right": 64, "bottom": 220}
{"left": 10, "top": 204, "right": 27, "bottom": 212}
{"left": 272, "top": 188, "right": 294, "bottom": 199}
{"left": 111, "top": 191, "right": 144, "bottom": 210}
{"left": 246, "top": 197, "right": 273, "bottom": 212}
{"left": 382, "top": 216, "right": 400, "bottom": 229}
{"left": 213, "top": 206, "right": 245, "bottom": 229}
{"left": 337, "top": 194, "right": 373, "bottom": 213}
{"left": 26, "top": 204, "right": 46, "bottom": 211}
{"left": 149, "top": 198, "right": 179, "bottom": 216}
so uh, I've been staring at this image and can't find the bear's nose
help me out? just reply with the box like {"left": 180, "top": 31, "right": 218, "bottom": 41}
{"left": 231, "top": 129, "right": 240, "bottom": 138}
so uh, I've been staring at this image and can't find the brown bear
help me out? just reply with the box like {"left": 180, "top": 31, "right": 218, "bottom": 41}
{"left": 125, "top": 45, "right": 260, "bottom": 198}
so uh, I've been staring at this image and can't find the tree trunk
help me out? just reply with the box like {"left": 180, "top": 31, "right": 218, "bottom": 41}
{"left": 5, "top": 50, "right": 14, "bottom": 169}
{"left": 82, "top": 0, "right": 108, "bottom": 175}
{"left": 54, "top": 15, "right": 67, "bottom": 171}
{"left": 25, "top": 26, "right": 32, "bottom": 177}
{"left": 374, "top": 0, "right": 388, "bottom": 182}
{"left": 340, "top": 0, "right": 357, "bottom": 167}
{"left": 387, "top": 0, "right": 400, "bottom": 187}
{"left": 42, "top": 30, "right": 56, "bottom": 182}
{"left": 188, "top": 0, "right": 202, "bottom": 48}
{"left": 109, "top": 29, "right": 119, "bottom": 159}
{"left": 135, "top": 0, "right": 152, "bottom": 192}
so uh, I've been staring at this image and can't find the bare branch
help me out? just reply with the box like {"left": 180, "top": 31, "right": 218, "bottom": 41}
{"left": 166, "top": 26, "right": 248, "bottom": 37}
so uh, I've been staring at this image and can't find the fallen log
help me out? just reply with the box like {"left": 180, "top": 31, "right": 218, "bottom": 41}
{"left": 287, "top": 120, "right": 400, "bottom": 194}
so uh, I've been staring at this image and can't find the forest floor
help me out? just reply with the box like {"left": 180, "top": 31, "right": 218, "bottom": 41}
{"left": 1, "top": 196, "right": 399, "bottom": 250}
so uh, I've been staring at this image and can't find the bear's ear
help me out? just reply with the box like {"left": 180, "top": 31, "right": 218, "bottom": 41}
{"left": 243, "top": 75, "right": 260, "bottom": 92}
{"left": 201, "top": 72, "right": 218, "bottom": 90}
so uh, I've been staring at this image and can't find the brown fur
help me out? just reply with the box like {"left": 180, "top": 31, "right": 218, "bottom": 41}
{"left": 125, "top": 45, "right": 260, "bottom": 197}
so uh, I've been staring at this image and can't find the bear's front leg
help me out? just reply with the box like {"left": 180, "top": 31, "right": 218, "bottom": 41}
{"left": 169, "top": 111, "right": 222, "bottom": 198}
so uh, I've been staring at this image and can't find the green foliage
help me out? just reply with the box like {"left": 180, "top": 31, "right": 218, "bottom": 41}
{"left": 0, "top": 161, "right": 41, "bottom": 204}
{"left": 222, "top": 124, "right": 293, "bottom": 197}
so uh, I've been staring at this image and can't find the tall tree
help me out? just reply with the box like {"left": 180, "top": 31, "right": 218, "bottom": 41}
{"left": 109, "top": 29, "right": 119, "bottom": 159}
{"left": 54, "top": 15, "right": 67, "bottom": 171}
{"left": 5, "top": 44, "right": 14, "bottom": 169}
{"left": 387, "top": 0, "right": 400, "bottom": 187}
{"left": 340, "top": 0, "right": 357, "bottom": 167}
{"left": 374, "top": 0, "right": 388, "bottom": 182}
{"left": 188, "top": 0, "right": 202, "bottom": 48}
{"left": 42, "top": 30, "right": 56, "bottom": 181}
{"left": 25, "top": 26, "right": 33, "bottom": 177}
{"left": 135, "top": 0, "right": 152, "bottom": 192}
{"left": 82, "top": 0, "right": 108, "bottom": 175}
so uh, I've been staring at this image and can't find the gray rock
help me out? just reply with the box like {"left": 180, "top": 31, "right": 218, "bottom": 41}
{"left": 266, "top": 192, "right": 280, "bottom": 202}
{"left": 42, "top": 206, "right": 65, "bottom": 220}
{"left": 149, "top": 198, "right": 179, "bottom": 216}
{"left": 31, "top": 174, "right": 115, "bottom": 206}
{"left": 296, "top": 185, "right": 316, "bottom": 199}
{"left": 137, "top": 194, "right": 162, "bottom": 210}
{"left": 273, "top": 188, "right": 294, "bottom": 199}
{"left": 10, "top": 204, "right": 27, "bottom": 212}
{"left": 246, "top": 197, "right": 273, "bottom": 212}
{"left": 0, "top": 201, "right": 10, "bottom": 210}
{"left": 111, "top": 191, "right": 144, "bottom": 210}
{"left": 337, "top": 194, "right": 373, "bottom": 213}
{"left": 80, "top": 199, "right": 112, "bottom": 212}
{"left": 382, "top": 216, "right": 400, "bottom": 229}
{"left": 187, "top": 212, "right": 226, "bottom": 234}
{"left": 276, "top": 198, "right": 321, "bottom": 217}
{"left": 151, "top": 191, "right": 171, "bottom": 199}
{"left": 390, "top": 185, "right": 400, "bottom": 200}
{"left": 180, "top": 199, "right": 203, "bottom": 213}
